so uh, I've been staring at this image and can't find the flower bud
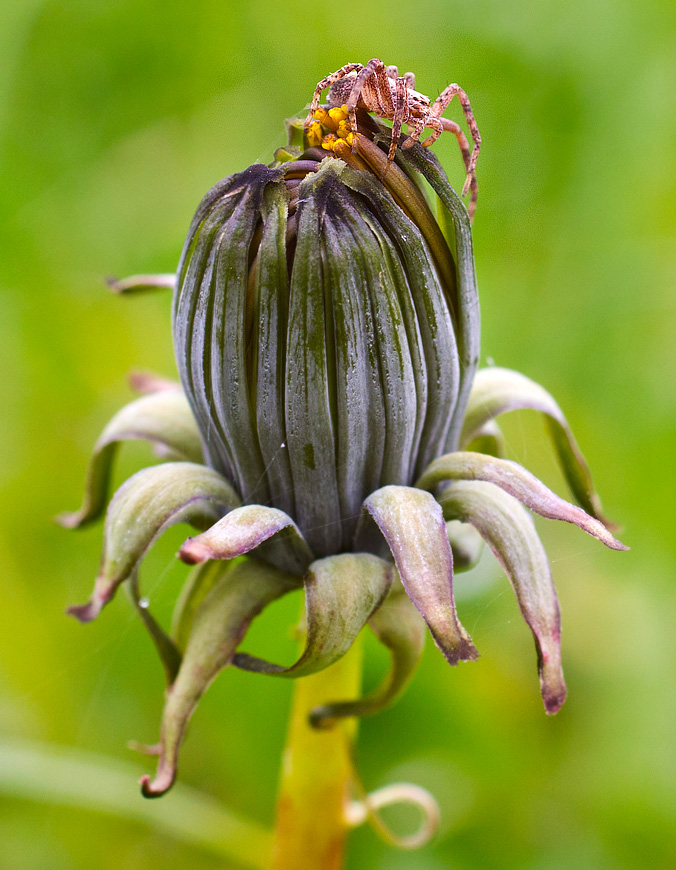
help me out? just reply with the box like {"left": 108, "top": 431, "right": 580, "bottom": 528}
{"left": 173, "top": 126, "right": 478, "bottom": 559}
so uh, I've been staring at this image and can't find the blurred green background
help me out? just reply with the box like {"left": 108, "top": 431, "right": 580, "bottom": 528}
{"left": 1, "top": 0, "right": 675, "bottom": 867}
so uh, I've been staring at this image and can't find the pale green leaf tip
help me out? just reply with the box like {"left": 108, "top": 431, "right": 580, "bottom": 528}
{"left": 128, "top": 370, "right": 182, "bottom": 395}
{"left": 107, "top": 274, "right": 176, "bottom": 294}
{"left": 66, "top": 579, "right": 111, "bottom": 623}
{"left": 55, "top": 509, "right": 88, "bottom": 530}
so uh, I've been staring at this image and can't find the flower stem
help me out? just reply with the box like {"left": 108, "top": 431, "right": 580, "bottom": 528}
{"left": 272, "top": 634, "right": 363, "bottom": 869}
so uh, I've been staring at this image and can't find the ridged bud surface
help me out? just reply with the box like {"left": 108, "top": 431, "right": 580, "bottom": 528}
{"left": 173, "top": 141, "right": 478, "bottom": 556}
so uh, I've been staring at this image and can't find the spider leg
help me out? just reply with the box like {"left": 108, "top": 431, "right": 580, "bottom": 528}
{"left": 420, "top": 117, "right": 443, "bottom": 149}
{"left": 388, "top": 66, "right": 415, "bottom": 90}
{"left": 346, "top": 58, "right": 393, "bottom": 152}
{"left": 437, "top": 118, "right": 478, "bottom": 221}
{"left": 400, "top": 120, "right": 422, "bottom": 150}
{"left": 304, "top": 63, "right": 364, "bottom": 128}
{"left": 430, "top": 83, "right": 481, "bottom": 196}
{"left": 437, "top": 118, "right": 471, "bottom": 167}
{"left": 401, "top": 118, "right": 425, "bottom": 148}
{"left": 384, "top": 75, "right": 407, "bottom": 175}
{"left": 403, "top": 115, "right": 478, "bottom": 221}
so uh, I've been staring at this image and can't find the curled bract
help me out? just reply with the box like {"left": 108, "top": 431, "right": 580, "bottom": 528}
{"left": 233, "top": 553, "right": 393, "bottom": 678}
{"left": 360, "top": 485, "right": 478, "bottom": 666}
{"left": 140, "top": 558, "right": 298, "bottom": 797}
{"left": 67, "top": 462, "right": 239, "bottom": 623}
{"left": 179, "top": 504, "right": 314, "bottom": 576}
{"left": 461, "top": 366, "right": 615, "bottom": 527}
{"left": 416, "top": 451, "right": 627, "bottom": 551}
{"left": 57, "top": 390, "right": 203, "bottom": 529}
{"left": 439, "top": 480, "right": 567, "bottom": 713}
{"left": 310, "top": 578, "right": 426, "bottom": 727}
{"left": 346, "top": 781, "right": 441, "bottom": 850}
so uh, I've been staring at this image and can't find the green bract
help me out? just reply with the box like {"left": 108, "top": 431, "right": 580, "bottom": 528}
{"left": 63, "top": 113, "right": 626, "bottom": 798}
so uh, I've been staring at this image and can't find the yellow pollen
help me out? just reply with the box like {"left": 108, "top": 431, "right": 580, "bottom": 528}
{"left": 321, "top": 133, "right": 338, "bottom": 151}
{"left": 344, "top": 132, "right": 354, "bottom": 146}
{"left": 313, "top": 108, "right": 329, "bottom": 124}
{"left": 341, "top": 104, "right": 349, "bottom": 114}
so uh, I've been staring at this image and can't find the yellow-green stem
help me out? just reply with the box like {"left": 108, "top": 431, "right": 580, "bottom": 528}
{"left": 272, "top": 634, "right": 363, "bottom": 870}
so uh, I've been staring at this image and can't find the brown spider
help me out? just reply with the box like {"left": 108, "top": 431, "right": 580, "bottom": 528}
{"left": 304, "top": 59, "right": 481, "bottom": 219}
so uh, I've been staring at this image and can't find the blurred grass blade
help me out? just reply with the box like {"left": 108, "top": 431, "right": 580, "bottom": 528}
{"left": 309, "top": 580, "right": 426, "bottom": 726}
{"left": 461, "top": 366, "right": 614, "bottom": 526}
{"left": 416, "top": 452, "right": 627, "bottom": 550}
{"left": 234, "top": 553, "right": 392, "bottom": 678}
{"left": 57, "top": 391, "right": 204, "bottom": 529}
{"left": 141, "top": 559, "right": 297, "bottom": 797}
{"left": 0, "top": 737, "right": 270, "bottom": 868}
{"left": 67, "top": 463, "right": 240, "bottom": 622}
{"left": 361, "top": 485, "right": 478, "bottom": 665}
{"left": 438, "top": 480, "right": 567, "bottom": 713}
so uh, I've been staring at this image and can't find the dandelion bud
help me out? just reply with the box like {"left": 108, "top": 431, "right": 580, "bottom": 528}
{"left": 173, "top": 124, "right": 479, "bottom": 560}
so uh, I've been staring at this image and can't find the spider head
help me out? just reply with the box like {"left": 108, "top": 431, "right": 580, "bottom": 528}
{"left": 407, "top": 90, "right": 431, "bottom": 117}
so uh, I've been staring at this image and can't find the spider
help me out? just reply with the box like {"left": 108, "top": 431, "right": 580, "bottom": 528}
{"left": 304, "top": 59, "right": 481, "bottom": 219}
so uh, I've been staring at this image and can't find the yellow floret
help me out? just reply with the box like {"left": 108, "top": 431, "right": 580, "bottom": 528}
{"left": 336, "top": 120, "right": 352, "bottom": 140}
{"left": 312, "top": 108, "right": 329, "bottom": 124}
{"left": 341, "top": 104, "right": 349, "bottom": 114}
{"left": 321, "top": 133, "right": 338, "bottom": 151}
{"left": 306, "top": 122, "right": 323, "bottom": 148}
{"left": 321, "top": 109, "right": 340, "bottom": 132}
{"left": 344, "top": 132, "right": 354, "bottom": 147}
{"left": 328, "top": 106, "right": 348, "bottom": 124}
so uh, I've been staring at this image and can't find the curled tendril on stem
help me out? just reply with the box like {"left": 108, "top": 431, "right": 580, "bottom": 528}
{"left": 345, "top": 782, "right": 441, "bottom": 850}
